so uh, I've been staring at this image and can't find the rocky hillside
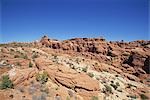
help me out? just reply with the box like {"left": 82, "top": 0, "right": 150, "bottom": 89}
{"left": 0, "top": 36, "right": 149, "bottom": 100}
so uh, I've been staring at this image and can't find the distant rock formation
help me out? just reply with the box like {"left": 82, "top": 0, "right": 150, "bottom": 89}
{"left": 40, "top": 36, "right": 150, "bottom": 74}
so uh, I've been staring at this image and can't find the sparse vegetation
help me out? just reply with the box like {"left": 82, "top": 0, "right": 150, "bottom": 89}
{"left": 110, "top": 82, "right": 120, "bottom": 90}
{"left": 88, "top": 72, "right": 94, "bottom": 78}
{"left": 14, "top": 55, "right": 20, "bottom": 58}
{"left": 103, "top": 85, "right": 112, "bottom": 94}
{"left": 0, "top": 44, "right": 7, "bottom": 47}
{"left": 96, "top": 77, "right": 100, "bottom": 80}
{"left": 140, "top": 94, "right": 149, "bottom": 100}
{"left": 110, "top": 83, "right": 118, "bottom": 90}
{"left": 36, "top": 71, "right": 49, "bottom": 84}
{"left": 116, "top": 82, "right": 120, "bottom": 86}
{"left": 103, "top": 69, "right": 108, "bottom": 72}
{"left": 16, "top": 62, "right": 21, "bottom": 66}
{"left": 40, "top": 86, "right": 49, "bottom": 94}
{"left": 29, "top": 61, "right": 33, "bottom": 68}
{"left": 0, "top": 36, "right": 150, "bottom": 100}
{"left": 127, "top": 95, "right": 137, "bottom": 99}
{"left": 0, "top": 75, "right": 13, "bottom": 89}
{"left": 53, "top": 54, "right": 58, "bottom": 59}
{"left": 91, "top": 96, "right": 99, "bottom": 100}
{"left": 22, "top": 54, "right": 28, "bottom": 59}
{"left": 82, "top": 67, "right": 88, "bottom": 72}
{"left": 14, "top": 53, "right": 28, "bottom": 59}
{"left": 117, "top": 89, "right": 122, "bottom": 92}
{"left": 32, "top": 54, "right": 39, "bottom": 59}
{"left": 55, "top": 87, "right": 59, "bottom": 90}
{"left": 127, "top": 83, "right": 137, "bottom": 88}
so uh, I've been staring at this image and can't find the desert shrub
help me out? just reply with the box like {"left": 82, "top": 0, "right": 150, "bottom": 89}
{"left": 110, "top": 82, "right": 120, "bottom": 90}
{"left": 117, "top": 89, "right": 122, "bottom": 92}
{"left": 16, "top": 62, "right": 21, "bottom": 66}
{"left": 88, "top": 72, "right": 94, "bottom": 78}
{"left": 32, "top": 54, "right": 39, "bottom": 59}
{"left": 82, "top": 67, "right": 88, "bottom": 72}
{"left": 29, "top": 61, "right": 33, "bottom": 68}
{"left": 0, "top": 75, "right": 13, "bottom": 89}
{"left": 103, "top": 69, "right": 108, "bottom": 72}
{"left": 110, "top": 83, "right": 118, "bottom": 90}
{"left": 127, "top": 95, "right": 137, "bottom": 99}
{"left": 53, "top": 55, "right": 58, "bottom": 59}
{"left": 140, "top": 94, "right": 149, "bottom": 100}
{"left": 91, "top": 96, "right": 99, "bottom": 100}
{"left": 55, "top": 87, "right": 59, "bottom": 90}
{"left": 71, "top": 65, "right": 75, "bottom": 69}
{"left": 20, "top": 53, "right": 28, "bottom": 59}
{"left": 14, "top": 55, "right": 20, "bottom": 58}
{"left": 103, "top": 85, "right": 112, "bottom": 93}
{"left": 75, "top": 58, "right": 80, "bottom": 64}
{"left": 40, "top": 86, "right": 49, "bottom": 94}
{"left": 96, "top": 77, "right": 100, "bottom": 80}
{"left": 95, "top": 62, "right": 98, "bottom": 65}
{"left": 36, "top": 71, "right": 48, "bottom": 84}
{"left": 14, "top": 53, "right": 28, "bottom": 59}
{"left": 116, "top": 82, "right": 120, "bottom": 86}
{"left": 10, "top": 48, "right": 15, "bottom": 52}
{"left": 23, "top": 55, "right": 28, "bottom": 59}
{"left": 127, "top": 83, "right": 136, "bottom": 88}
{"left": 0, "top": 44, "right": 6, "bottom": 47}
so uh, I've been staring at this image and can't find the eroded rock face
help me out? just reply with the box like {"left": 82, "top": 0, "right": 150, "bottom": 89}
{"left": 144, "top": 56, "right": 150, "bottom": 74}
{"left": 123, "top": 50, "right": 150, "bottom": 74}
{"left": 8, "top": 68, "right": 37, "bottom": 85}
{"left": 0, "top": 36, "right": 150, "bottom": 100}
{"left": 35, "top": 57, "right": 100, "bottom": 99}
{"left": 40, "top": 37, "right": 108, "bottom": 54}
{"left": 39, "top": 36, "right": 150, "bottom": 77}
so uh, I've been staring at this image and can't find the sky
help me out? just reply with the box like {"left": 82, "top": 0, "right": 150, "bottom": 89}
{"left": 0, "top": 0, "right": 149, "bottom": 43}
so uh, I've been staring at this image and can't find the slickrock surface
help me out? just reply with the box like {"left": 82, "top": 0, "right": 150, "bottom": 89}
{"left": 0, "top": 36, "right": 149, "bottom": 100}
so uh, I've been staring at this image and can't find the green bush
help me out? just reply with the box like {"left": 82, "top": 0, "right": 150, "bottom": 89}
{"left": 29, "top": 61, "right": 33, "bottom": 68}
{"left": 91, "top": 96, "right": 99, "bottom": 100}
{"left": 32, "top": 54, "right": 39, "bottom": 59}
{"left": 22, "top": 54, "right": 28, "bottom": 59}
{"left": 82, "top": 67, "right": 88, "bottom": 72}
{"left": 127, "top": 83, "right": 136, "bottom": 88}
{"left": 127, "top": 95, "right": 137, "bottom": 99}
{"left": 117, "top": 89, "right": 122, "bottom": 92}
{"left": 110, "top": 83, "right": 118, "bottom": 90}
{"left": 140, "top": 94, "right": 149, "bottom": 100}
{"left": 116, "top": 82, "right": 120, "bottom": 86}
{"left": 0, "top": 75, "right": 13, "bottom": 89}
{"left": 88, "top": 72, "right": 94, "bottom": 78}
{"left": 104, "top": 85, "right": 112, "bottom": 93}
{"left": 36, "top": 71, "right": 48, "bottom": 84}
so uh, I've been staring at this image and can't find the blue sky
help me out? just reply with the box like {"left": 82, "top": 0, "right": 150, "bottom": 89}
{"left": 0, "top": 0, "right": 149, "bottom": 43}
